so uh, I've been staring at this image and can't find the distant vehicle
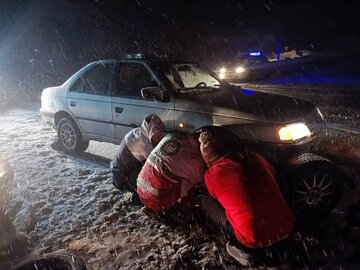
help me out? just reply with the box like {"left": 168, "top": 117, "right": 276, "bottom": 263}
{"left": 40, "top": 54, "right": 343, "bottom": 219}
{"left": 217, "top": 51, "right": 273, "bottom": 82}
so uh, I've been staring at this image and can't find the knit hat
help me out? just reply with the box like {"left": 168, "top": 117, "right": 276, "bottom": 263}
{"left": 199, "top": 129, "right": 230, "bottom": 166}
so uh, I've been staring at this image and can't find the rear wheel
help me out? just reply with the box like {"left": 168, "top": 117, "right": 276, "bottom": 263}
{"left": 286, "top": 153, "right": 343, "bottom": 219}
{"left": 57, "top": 117, "right": 89, "bottom": 154}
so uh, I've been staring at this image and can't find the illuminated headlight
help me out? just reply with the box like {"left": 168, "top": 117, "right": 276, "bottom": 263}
{"left": 235, "top": 66, "right": 245, "bottom": 73}
{"left": 277, "top": 123, "right": 311, "bottom": 141}
{"left": 219, "top": 67, "right": 226, "bottom": 79}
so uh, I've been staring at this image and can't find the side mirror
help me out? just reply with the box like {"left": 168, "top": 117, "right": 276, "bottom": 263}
{"left": 141, "top": 86, "right": 169, "bottom": 102}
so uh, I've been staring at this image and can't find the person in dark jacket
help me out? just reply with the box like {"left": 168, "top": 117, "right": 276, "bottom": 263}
{"left": 110, "top": 114, "right": 165, "bottom": 192}
{"left": 198, "top": 129, "right": 294, "bottom": 267}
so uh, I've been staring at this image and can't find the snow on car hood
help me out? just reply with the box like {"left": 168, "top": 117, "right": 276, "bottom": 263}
{"left": 175, "top": 87, "right": 317, "bottom": 124}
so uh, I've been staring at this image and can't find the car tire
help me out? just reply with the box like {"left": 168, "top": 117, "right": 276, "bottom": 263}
{"left": 57, "top": 117, "right": 89, "bottom": 154}
{"left": 13, "top": 252, "right": 87, "bottom": 270}
{"left": 286, "top": 153, "right": 343, "bottom": 219}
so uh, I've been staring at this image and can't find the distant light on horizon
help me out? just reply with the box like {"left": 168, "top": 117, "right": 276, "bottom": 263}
{"left": 235, "top": 66, "right": 245, "bottom": 73}
{"left": 249, "top": 51, "right": 261, "bottom": 56}
{"left": 219, "top": 67, "right": 226, "bottom": 79}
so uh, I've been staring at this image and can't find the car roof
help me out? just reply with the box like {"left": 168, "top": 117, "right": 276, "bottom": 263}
{"left": 92, "top": 58, "right": 202, "bottom": 66}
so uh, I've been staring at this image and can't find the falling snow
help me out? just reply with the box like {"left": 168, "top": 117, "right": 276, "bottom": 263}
{"left": 0, "top": 109, "right": 360, "bottom": 269}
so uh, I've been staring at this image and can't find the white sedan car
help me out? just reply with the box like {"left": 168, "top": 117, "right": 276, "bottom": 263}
{"left": 40, "top": 54, "right": 343, "bottom": 219}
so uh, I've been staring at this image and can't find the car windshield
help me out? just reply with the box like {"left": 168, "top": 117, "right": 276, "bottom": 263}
{"left": 157, "top": 62, "right": 222, "bottom": 90}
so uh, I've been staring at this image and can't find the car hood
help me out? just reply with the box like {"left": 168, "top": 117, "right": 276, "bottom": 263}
{"left": 175, "top": 87, "right": 317, "bottom": 124}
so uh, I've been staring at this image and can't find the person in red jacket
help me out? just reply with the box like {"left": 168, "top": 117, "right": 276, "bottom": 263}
{"left": 137, "top": 132, "right": 205, "bottom": 212}
{"left": 199, "top": 129, "right": 294, "bottom": 266}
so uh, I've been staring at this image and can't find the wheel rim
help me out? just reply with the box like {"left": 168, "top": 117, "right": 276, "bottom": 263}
{"left": 60, "top": 123, "right": 76, "bottom": 149}
{"left": 293, "top": 173, "right": 335, "bottom": 214}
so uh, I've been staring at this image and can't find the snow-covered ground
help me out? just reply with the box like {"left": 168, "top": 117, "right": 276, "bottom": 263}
{"left": 1, "top": 108, "right": 360, "bottom": 269}
{"left": 0, "top": 109, "right": 233, "bottom": 269}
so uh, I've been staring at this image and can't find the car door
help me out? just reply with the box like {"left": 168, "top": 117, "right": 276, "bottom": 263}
{"left": 111, "top": 62, "right": 175, "bottom": 141}
{"left": 67, "top": 61, "right": 115, "bottom": 140}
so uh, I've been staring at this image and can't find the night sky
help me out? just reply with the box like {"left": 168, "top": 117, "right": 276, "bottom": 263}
{"left": 0, "top": 0, "right": 359, "bottom": 105}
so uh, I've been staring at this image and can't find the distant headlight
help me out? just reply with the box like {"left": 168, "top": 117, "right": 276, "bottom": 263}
{"left": 235, "top": 66, "right": 245, "bottom": 73}
{"left": 277, "top": 123, "right": 311, "bottom": 141}
{"left": 219, "top": 67, "right": 226, "bottom": 79}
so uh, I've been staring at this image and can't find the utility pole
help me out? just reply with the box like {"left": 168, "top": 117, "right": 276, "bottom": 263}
{"left": 277, "top": 38, "right": 281, "bottom": 61}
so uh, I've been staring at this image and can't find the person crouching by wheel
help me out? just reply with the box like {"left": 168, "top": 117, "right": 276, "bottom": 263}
{"left": 136, "top": 132, "right": 205, "bottom": 213}
{"left": 110, "top": 114, "right": 165, "bottom": 193}
{"left": 198, "top": 129, "right": 295, "bottom": 267}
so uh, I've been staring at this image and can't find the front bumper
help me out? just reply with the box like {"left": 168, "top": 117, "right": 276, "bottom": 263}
{"left": 230, "top": 122, "right": 325, "bottom": 167}
{"left": 241, "top": 137, "right": 317, "bottom": 167}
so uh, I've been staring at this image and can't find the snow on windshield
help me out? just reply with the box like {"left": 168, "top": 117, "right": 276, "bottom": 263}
{"left": 164, "top": 63, "right": 220, "bottom": 89}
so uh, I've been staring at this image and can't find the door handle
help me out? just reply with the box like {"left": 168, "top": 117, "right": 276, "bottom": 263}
{"left": 70, "top": 101, "right": 76, "bottom": 107}
{"left": 115, "top": 107, "right": 124, "bottom": 113}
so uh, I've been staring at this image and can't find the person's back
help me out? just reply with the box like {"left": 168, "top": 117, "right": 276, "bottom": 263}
{"left": 205, "top": 151, "right": 294, "bottom": 248}
{"left": 199, "top": 128, "right": 294, "bottom": 266}
{"left": 137, "top": 132, "right": 205, "bottom": 211}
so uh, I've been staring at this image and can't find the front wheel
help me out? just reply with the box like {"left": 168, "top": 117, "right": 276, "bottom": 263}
{"left": 286, "top": 153, "right": 343, "bottom": 219}
{"left": 57, "top": 118, "right": 89, "bottom": 154}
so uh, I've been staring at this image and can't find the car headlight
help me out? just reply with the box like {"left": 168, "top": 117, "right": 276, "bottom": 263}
{"left": 235, "top": 66, "right": 245, "bottom": 73}
{"left": 277, "top": 123, "right": 311, "bottom": 141}
{"left": 219, "top": 67, "right": 226, "bottom": 79}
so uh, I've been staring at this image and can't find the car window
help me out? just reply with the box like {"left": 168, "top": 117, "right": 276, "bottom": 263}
{"left": 159, "top": 63, "right": 220, "bottom": 90}
{"left": 70, "top": 63, "right": 115, "bottom": 95}
{"left": 69, "top": 77, "right": 85, "bottom": 93}
{"left": 115, "top": 63, "right": 158, "bottom": 98}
